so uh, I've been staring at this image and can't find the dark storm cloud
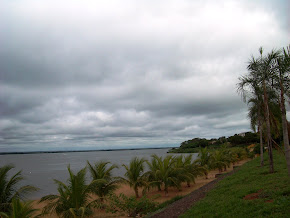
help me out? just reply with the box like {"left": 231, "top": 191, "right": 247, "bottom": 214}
{"left": 0, "top": 0, "right": 289, "bottom": 151}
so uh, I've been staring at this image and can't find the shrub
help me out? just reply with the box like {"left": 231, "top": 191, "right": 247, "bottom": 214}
{"left": 106, "top": 193, "right": 158, "bottom": 217}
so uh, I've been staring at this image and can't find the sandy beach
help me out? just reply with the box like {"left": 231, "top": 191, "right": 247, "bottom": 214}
{"left": 32, "top": 159, "right": 249, "bottom": 217}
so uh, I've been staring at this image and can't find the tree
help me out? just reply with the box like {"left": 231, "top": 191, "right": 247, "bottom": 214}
{"left": 194, "top": 148, "right": 212, "bottom": 179}
{"left": 0, "top": 198, "right": 40, "bottom": 218}
{"left": 119, "top": 157, "right": 147, "bottom": 198}
{"left": 0, "top": 165, "right": 38, "bottom": 213}
{"left": 247, "top": 95, "right": 265, "bottom": 166}
{"left": 211, "top": 150, "right": 228, "bottom": 173}
{"left": 238, "top": 47, "right": 280, "bottom": 173}
{"left": 272, "top": 46, "right": 290, "bottom": 177}
{"left": 258, "top": 48, "right": 281, "bottom": 173}
{"left": 148, "top": 155, "right": 181, "bottom": 196}
{"left": 39, "top": 166, "right": 97, "bottom": 218}
{"left": 146, "top": 155, "right": 162, "bottom": 192}
{"left": 87, "top": 161, "right": 119, "bottom": 203}
{"left": 174, "top": 155, "right": 204, "bottom": 187}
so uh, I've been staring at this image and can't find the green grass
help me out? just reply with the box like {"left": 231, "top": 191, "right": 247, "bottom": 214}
{"left": 180, "top": 151, "right": 290, "bottom": 218}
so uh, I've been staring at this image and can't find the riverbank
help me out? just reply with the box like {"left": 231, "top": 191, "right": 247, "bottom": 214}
{"left": 33, "top": 159, "right": 249, "bottom": 217}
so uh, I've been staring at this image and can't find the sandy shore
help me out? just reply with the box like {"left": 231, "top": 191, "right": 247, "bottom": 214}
{"left": 33, "top": 159, "right": 249, "bottom": 217}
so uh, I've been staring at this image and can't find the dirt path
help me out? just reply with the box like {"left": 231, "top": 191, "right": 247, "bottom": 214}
{"left": 150, "top": 168, "right": 239, "bottom": 218}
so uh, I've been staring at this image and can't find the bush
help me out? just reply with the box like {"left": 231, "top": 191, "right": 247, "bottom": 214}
{"left": 106, "top": 193, "right": 158, "bottom": 217}
{"left": 253, "top": 143, "right": 261, "bottom": 154}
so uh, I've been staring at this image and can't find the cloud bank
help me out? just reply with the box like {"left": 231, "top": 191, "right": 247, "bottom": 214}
{"left": 0, "top": 0, "right": 289, "bottom": 151}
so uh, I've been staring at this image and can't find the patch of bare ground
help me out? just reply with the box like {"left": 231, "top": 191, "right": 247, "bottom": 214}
{"left": 243, "top": 189, "right": 274, "bottom": 204}
{"left": 243, "top": 190, "right": 262, "bottom": 200}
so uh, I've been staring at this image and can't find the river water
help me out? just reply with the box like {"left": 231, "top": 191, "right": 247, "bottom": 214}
{"left": 0, "top": 148, "right": 197, "bottom": 199}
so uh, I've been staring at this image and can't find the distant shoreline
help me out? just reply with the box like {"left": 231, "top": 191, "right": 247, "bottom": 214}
{"left": 0, "top": 147, "right": 177, "bottom": 155}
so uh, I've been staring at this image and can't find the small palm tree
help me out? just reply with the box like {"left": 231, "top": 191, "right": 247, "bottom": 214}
{"left": 0, "top": 165, "right": 38, "bottom": 213}
{"left": 211, "top": 150, "right": 227, "bottom": 173}
{"left": 146, "top": 155, "right": 163, "bottom": 192}
{"left": 220, "top": 148, "right": 233, "bottom": 171}
{"left": 87, "top": 161, "right": 119, "bottom": 203}
{"left": 119, "top": 157, "right": 147, "bottom": 198}
{"left": 149, "top": 155, "right": 180, "bottom": 196}
{"left": 0, "top": 198, "right": 40, "bottom": 218}
{"left": 194, "top": 148, "right": 212, "bottom": 179}
{"left": 175, "top": 155, "right": 205, "bottom": 187}
{"left": 39, "top": 166, "right": 96, "bottom": 218}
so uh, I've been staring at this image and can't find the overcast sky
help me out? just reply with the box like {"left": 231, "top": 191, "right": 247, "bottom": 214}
{"left": 0, "top": 0, "right": 289, "bottom": 152}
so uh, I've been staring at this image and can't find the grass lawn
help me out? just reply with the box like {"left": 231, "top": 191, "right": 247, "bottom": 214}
{"left": 180, "top": 151, "right": 290, "bottom": 218}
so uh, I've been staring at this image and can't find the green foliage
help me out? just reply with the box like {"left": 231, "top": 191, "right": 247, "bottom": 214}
{"left": 168, "top": 147, "right": 200, "bottom": 153}
{"left": 39, "top": 166, "right": 97, "bottom": 218}
{"left": 106, "top": 193, "right": 158, "bottom": 217}
{"left": 0, "top": 198, "right": 40, "bottom": 218}
{"left": 180, "top": 138, "right": 209, "bottom": 149}
{"left": 181, "top": 151, "right": 290, "bottom": 218}
{"left": 145, "top": 154, "right": 206, "bottom": 195}
{"left": 119, "top": 157, "right": 147, "bottom": 198}
{"left": 210, "top": 150, "right": 228, "bottom": 172}
{"left": 194, "top": 147, "right": 212, "bottom": 178}
{"left": 0, "top": 164, "right": 38, "bottom": 213}
{"left": 174, "top": 155, "right": 205, "bottom": 187}
{"left": 169, "top": 132, "right": 260, "bottom": 154}
{"left": 253, "top": 143, "right": 263, "bottom": 154}
{"left": 228, "top": 132, "right": 259, "bottom": 146}
{"left": 87, "top": 161, "right": 119, "bottom": 203}
{"left": 231, "top": 147, "right": 248, "bottom": 162}
{"left": 147, "top": 155, "right": 181, "bottom": 195}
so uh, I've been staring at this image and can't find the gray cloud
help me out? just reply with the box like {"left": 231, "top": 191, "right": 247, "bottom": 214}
{"left": 0, "top": 0, "right": 289, "bottom": 151}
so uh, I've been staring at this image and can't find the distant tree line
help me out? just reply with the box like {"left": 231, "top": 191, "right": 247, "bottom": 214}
{"left": 178, "top": 132, "right": 259, "bottom": 150}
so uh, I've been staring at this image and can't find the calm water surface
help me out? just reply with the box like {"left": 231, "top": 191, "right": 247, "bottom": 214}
{"left": 0, "top": 148, "right": 197, "bottom": 199}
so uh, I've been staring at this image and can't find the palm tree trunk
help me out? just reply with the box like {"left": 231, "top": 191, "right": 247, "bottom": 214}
{"left": 164, "top": 186, "right": 168, "bottom": 196}
{"left": 258, "top": 108, "right": 264, "bottom": 167}
{"left": 263, "top": 80, "right": 274, "bottom": 173}
{"left": 134, "top": 187, "right": 139, "bottom": 198}
{"left": 279, "top": 79, "right": 290, "bottom": 177}
{"left": 157, "top": 184, "right": 161, "bottom": 191}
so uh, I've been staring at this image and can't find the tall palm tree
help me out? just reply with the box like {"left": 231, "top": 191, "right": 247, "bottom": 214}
{"left": 87, "top": 161, "right": 119, "bottom": 203}
{"left": 244, "top": 82, "right": 265, "bottom": 166}
{"left": 0, "top": 165, "right": 38, "bottom": 213}
{"left": 273, "top": 46, "right": 290, "bottom": 177}
{"left": 0, "top": 198, "right": 40, "bottom": 218}
{"left": 39, "top": 166, "right": 96, "bottom": 218}
{"left": 238, "top": 47, "right": 280, "bottom": 173}
{"left": 259, "top": 48, "right": 281, "bottom": 173}
{"left": 119, "top": 157, "right": 147, "bottom": 198}
{"left": 246, "top": 87, "right": 281, "bottom": 166}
